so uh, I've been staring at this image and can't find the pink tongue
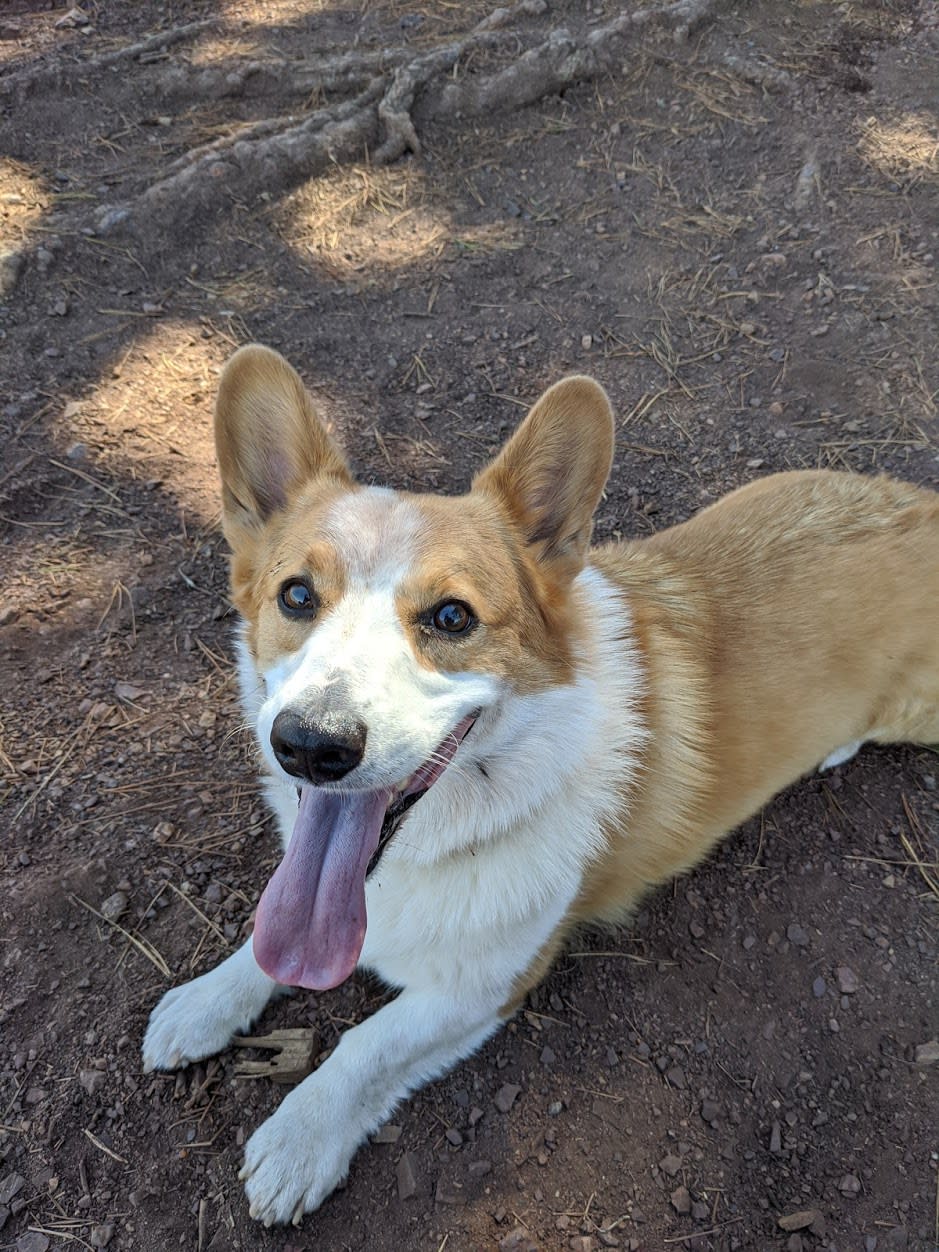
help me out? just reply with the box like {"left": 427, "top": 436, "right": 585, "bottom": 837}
{"left": 253, "top": 787, "right": 391, "bottom": 990}
{"left": 252, "top": 714, "right": 477, "bottom": 992}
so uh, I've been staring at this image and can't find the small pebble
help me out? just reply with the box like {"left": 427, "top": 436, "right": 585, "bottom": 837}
{"left": 396, "top": 1152, "right": 417, "bottom": 1200}
{"left": 836, "top": 966, "right": 858, "bottom": 994}
{"left": 670, "top": 1185, "right": 692, "bottom": 1215}
{"left": 495, "top": 1083, "right": 521, "bottom": 1113}
{"left": 100, "top": 891, "right": 128, "bottom": 922}
{"left": 778, "top": 1210, "right": 821, "bottom": 1232}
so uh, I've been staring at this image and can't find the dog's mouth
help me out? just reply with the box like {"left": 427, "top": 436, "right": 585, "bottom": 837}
{"left": 252, "top": 712, "right": 479, "bottom": 992}
{"left": 367, "top": 789, "right": 424, "bottom": 879}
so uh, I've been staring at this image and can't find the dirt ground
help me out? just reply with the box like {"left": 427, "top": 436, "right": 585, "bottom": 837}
{"left": 1, "top": 1, "right": 938, "bottom": 1250}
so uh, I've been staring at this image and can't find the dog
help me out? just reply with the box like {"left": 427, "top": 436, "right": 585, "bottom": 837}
{"left": 143, "top": 344, "right": 939, "bottom": 1226}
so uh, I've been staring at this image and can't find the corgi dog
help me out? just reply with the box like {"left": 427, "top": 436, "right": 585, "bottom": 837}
{"left": 143, "top": 344, "right": 939, "bottom": 1226}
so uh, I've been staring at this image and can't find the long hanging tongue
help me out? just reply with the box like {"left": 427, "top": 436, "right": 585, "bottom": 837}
{"left": 252, "top": 787, "right": 391, "bottom": 990}
{"left": 252, "top": 713, "right": 477, "bottom": 992}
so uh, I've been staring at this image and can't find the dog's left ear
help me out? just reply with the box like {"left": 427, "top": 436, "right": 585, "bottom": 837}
{"left": 473, "top": 376, "right": 614, "bottom": 582}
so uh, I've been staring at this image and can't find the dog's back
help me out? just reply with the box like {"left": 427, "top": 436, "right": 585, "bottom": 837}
{"left": 577, "top": 469, "right": 939, "bottom": 925}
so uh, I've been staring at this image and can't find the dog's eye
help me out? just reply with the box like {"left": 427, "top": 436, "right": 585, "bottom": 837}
{"left": 432, "top": 601, "right": 475, "bottom": 635}
{"left": 279, "top": 579, "right": 317, "bottom": 617}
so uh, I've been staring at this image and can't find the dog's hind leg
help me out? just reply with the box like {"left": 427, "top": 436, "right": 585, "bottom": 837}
{"left": 143, "top": 937, "right": 287, "bottom": 1072}
{"left": 819, "top": 740, "right": 864, "bottom": 770}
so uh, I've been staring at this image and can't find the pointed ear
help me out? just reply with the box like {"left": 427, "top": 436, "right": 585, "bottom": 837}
{"left": 214, "top": 344, "right": 352, "bottom": 543}
{"left": 473, "top": 376, "right": 614, "bottom": 581}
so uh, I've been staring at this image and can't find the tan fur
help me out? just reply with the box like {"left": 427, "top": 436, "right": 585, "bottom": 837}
{"left": 576, "top": 470, "right": 939, "bottom": 924}
{"left": 218, "top": 346, "right": 939, "bottom": 1010}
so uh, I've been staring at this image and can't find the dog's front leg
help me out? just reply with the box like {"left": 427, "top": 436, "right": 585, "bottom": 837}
{"left": 240, "top": 986, "right": 505, "bottom": 1226}
{"left": 143, "top": 937, "right": 284, "bottom": 1072}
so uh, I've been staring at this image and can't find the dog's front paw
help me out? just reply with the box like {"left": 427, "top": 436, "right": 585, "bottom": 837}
{"left": 240, "top": 1093, "right": 356, "bottom": 1226}
{"left": 143, "top": 978, "right": 241, "bottom": 1071}
{"left": 143, "top": 956, "right": 276, "bottom": 1072}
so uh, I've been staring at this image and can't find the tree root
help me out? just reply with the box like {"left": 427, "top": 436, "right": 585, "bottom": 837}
{"left": 0, "top": 19, "right": 217, "bottom": 102}
{"left": 88, "top": 0, "right": 735, "bottom": 241}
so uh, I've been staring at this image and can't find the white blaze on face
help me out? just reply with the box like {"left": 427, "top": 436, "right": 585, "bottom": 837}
{"left": 256, "top": 488, "right": 497, "bottom": 791}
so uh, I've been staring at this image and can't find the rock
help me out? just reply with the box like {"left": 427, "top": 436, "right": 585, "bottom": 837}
{"left": 670, "top": 1185, "right": 692, "bottom": 1215}
{"left": 786, "top": 1237, "right": 803, "bottom": 1252}
{"left": 395, "top": 1152, "right": 417, "bottom": 1200}
{"left": 0, "top": 247, "right": 26, "bottom": 299}
{"left": 786, "top": 923, "right": 809, "bottom": 947}
{"left": 445, "top": 1128, "right": 462, "bottom": 1147}
{"left": 812, "top": 976, "right": 826, "bottom": 998}
{"left": 666, "top": 1066, "right": 686, "bottom": 1089}
{"left": 914, "top": 1039, "right": 939, "bottom": 1066}
{"left": 691, "top": 1201, "right": 709, "bottom": 1221}
{"left": 835, "top": 966, "right": 859, "bottom": 994}
{"left": 16, "top": 1235, "right": 50, "bottom": 1252}
{"left": 778, "top": 1210, "right": 821, "bottom": 1232}
{"left": 659, "top": 1153, "right": 682, "bottom": 1177}
{"left": 494, "top": 1083, "right": 521, "bottom": 1113}
{"left": 838, "top": 1173, "right": 861, "bottom": 1195}
{"left": 700, "top": 1098, "right": 720, "bottom": 1125}
{"left": 79, "top": 1069, "right": 106, "bottom": 1096}
{"left": 500, "top": 1227, "right": 539, "bottom": 1252}
{"left": 56, "top": 7, "right": 92, "bottom": 28}
{"left": 468, "top": 1159, "right": 492, "bottom": 1177}
{"left": 89, "top": 1226, "right": 114, "bottom": 1248}
{"left": 769, "top": 1121, "right": 782, "bottom": 1153}
{"left": 100, "top": 891, "right": 128, "bottom": 922}
{"left": 371, "top": 1123, "right": 402, "bottom": 1144}
{"left": 569, "top": 1238, "right": 594, "bottom": 1252}
{"left": 434, "top": 1178, "right": 464, "bottom": 1206}
{"left": 0, "top": 1175, "right": 25, "bottom": 1207}
{"left": 114, "top": 682, "right": 146, "bottom": 702}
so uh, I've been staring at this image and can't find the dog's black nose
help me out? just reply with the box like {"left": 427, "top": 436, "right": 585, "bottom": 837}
{"left": 270, "top": 710, "right": 367, "bottom": 784}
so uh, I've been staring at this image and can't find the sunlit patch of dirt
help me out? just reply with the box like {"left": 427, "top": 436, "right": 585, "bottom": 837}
{"left": 859, "top": 111, "right": 939, "bottom": 183}
{"left": 0, "top": 156, "right": 50, "bottom": 242}
{"left": 278, "top": 165, "right": 450, "bottom": 282}
{"left": 56, "top": 321, "right": 227, "bottom": 522}
{"left": 277, "top": 163, "right": 523, "bottom": 287}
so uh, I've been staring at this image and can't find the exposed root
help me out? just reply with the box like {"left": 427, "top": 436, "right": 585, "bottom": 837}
{"left": 97, "top": 80, "right": 387, "bottom": 236}
{"left": 153, "top": 47, "right": 411, "bottom": 105}
{"left": 0, "top": 19, "right": 217, "bottom": 102}
{"left": 706, "top": 50, "right": 792, "bottom": 91}
{"left": 87, "top": 0, "right": 733, "bottom": 240}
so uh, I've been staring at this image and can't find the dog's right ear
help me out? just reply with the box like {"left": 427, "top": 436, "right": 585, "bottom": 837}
{"left": 214, "top": 344, "right": 352, "bottom": 543}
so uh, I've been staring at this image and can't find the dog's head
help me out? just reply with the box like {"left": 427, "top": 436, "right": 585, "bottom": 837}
{"left": 215, "top": 344, "right": 613, "bottom": 988}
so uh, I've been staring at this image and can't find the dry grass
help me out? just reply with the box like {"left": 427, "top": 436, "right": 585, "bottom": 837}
{"left": 859, "top": 112, "right": 939, "bottom": 185}
{"left": 280, "top": 164, "right": 450, "bottom": 279}
{"left": 0, "top": 156, "right": 49, "bottom": 242}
